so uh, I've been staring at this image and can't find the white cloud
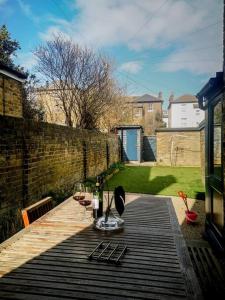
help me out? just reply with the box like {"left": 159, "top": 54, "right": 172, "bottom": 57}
{"left": 39, "top": 26, "right": 70, "bottom": 41}
{"left": 39, "top": 0, "right": 223, "bottom": 75}
{"left": 17, "top": 0, "right": 39, "bottom": 23}
{"left": 48, "top": 17, "right": 70, "bottom": 28}
{"left": 16, "top": 52, "right": 37, "bottom": 71}
{"left": 158, "top": 45, "right": 223, "bottom": 75}
{"left": 120, "top": 61, "right": 142, "bottom": 74}
{"left": 158, "top": 18, "right": 223, "bottom": 76}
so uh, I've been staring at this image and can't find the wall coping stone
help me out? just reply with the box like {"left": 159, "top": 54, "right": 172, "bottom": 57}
{"left": 156, "top": 127, "right": 202, "bottom": 132}
{"left": 0, "top": 115, "right": 117, "bottom": 139}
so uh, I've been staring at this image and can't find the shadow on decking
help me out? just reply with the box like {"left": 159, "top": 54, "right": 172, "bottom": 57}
{"left": 0, "top": 197, "right": 198, "bottom": 300}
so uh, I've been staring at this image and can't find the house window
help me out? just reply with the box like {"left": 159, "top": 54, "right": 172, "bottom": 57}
{"left": 180, "top": 104, "right": 186, "bottom": 112}
{"left": 181, "top": 103, "right": 186, "bottom": 106}
{"left": 181, "top": 117, "right": 187, "bottom": 127}
{"left": 193, "top": 103, "right": 199, "bottom": 109}
{"left": 148, "top": 103, "right": 153, "bottom": 112}
{"left": 196, "top": 109, "right": 200, "bottom": 116}
{"left": 134, "top": 107, "right": 142, "bottom": 117}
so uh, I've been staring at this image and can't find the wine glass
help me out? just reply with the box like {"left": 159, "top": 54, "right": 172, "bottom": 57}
{"left": 73, "top": 182, "right": 85, "bottom": 201}
{"left": 79, "top": 199, "right": 92, "bottom": 219}
{"left": 73, "top": 182, "right": 92, "bottom": 219}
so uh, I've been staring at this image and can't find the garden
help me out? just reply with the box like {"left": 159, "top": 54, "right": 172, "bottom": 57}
{"left": 105, "top": 165, "right": 205, "bottom": 200}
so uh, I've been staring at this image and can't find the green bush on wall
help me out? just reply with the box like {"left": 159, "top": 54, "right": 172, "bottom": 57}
{"left": 84, "top": 162, "right": 124, "bottom": 189}
{"left": 0, "top": 208, "right": 23, "bottom": 243}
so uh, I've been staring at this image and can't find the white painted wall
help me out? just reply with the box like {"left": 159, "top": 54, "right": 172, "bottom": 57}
{"left": 162, "top": 116, "right": 168, "bottom": 127}
{"left": 170, "top": 103, "right": 204, "bottom": 128}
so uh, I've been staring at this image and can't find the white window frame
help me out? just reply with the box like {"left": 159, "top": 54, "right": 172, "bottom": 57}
{"left": 148, "top": 103, "right": 153, "bottom": 112}
{"left": 134, "top": 107, "right": 142, "bottom": 117}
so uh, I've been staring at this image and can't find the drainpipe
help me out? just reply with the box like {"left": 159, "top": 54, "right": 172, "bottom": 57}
{"left": 170, "top": 134, "right": 189, "bottom": 166}
{"left": 170, "top": 136, "right": 174, "bottom": 166}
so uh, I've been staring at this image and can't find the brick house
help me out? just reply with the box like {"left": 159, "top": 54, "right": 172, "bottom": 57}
{"left": 128, "top": 93, "right": 163, "bottom": 135}
{"left": 35, "top": 88, "right": 164, "bottom": 135}
{"left": 35, "top": 86, "right": 67, "bottom": 126}
{"left": 0, "top": 63, "right": 27, "bottom": 118}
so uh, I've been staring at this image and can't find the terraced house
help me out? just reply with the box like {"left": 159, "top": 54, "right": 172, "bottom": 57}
{"left": 168, "top": 93, "right": 205, "bottom": 128}
{"left": 128, "top": 93, "right": 164, "bottom": 135}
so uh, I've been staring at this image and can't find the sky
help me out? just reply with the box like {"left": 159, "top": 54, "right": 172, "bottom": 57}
{"left": 0, "top": 0, "right": 223, "bottom": 108}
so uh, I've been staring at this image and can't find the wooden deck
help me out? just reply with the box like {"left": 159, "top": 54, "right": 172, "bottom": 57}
{"left": 0, "top": 196, "right": 202, "bottom": 300}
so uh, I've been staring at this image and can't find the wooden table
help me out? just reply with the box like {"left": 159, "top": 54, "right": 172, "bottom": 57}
{"left": 0, "top": 195, "right": 202, "bottom": 299}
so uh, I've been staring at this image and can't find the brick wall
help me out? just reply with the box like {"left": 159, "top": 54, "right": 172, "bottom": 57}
{"left": 156, "top": 128, "right": 201, "bottom": 166}
{"left": 0, "top": 116, "right": 120, "bottom": 241}
{"left": 0, "top": 76, "right": 3, "bottom": 115}
{"left": 0, "top": 74, "right": 23, "bottom": 118}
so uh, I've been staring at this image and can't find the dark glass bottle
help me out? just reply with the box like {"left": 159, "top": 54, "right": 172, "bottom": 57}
{"left": 97, "top": 179, "right": 103, "bottom": 218}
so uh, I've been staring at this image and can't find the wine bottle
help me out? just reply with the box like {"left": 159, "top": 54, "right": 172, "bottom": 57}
{"left": 92, "top": 183, "right": 99, "bottom": 219}
{"left": 97, "top": 176, "right": 103, "bottom": 218}
{"left": 92, "top": 177, "right": 103, "bottom": 219}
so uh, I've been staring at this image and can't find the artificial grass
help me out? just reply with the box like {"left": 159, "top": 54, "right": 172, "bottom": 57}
{"left": 105, "top": 166, "right": 205, "bottom": 199}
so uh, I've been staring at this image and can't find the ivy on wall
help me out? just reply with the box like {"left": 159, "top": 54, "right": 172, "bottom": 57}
{"left": 0, "top": 208, "right": 23, "bottom": 243}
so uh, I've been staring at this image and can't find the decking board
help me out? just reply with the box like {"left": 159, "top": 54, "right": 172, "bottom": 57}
{"left": 0, "top": 196, "right": 202, "bottom": 299}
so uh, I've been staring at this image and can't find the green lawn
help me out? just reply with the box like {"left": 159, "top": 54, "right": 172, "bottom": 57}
{"left": 106, "top": 166, "right": 205, "bottom": 199}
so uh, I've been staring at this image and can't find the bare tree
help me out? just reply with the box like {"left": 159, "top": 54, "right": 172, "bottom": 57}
{"left": 23, "top": 73, "right": 45, "bottom": 122}
{"left": 34, "top": 34, "right": 119, "bottom": 129}
{"left": 100, "top": 94, "right": 133, "bottom": 132}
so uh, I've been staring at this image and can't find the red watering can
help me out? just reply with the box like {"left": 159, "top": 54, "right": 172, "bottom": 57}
{"left": 178, "top": 191, "right": 198, "bottom": 224}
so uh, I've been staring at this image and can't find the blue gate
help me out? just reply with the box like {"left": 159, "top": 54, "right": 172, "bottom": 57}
{"left": 126, "top": 129, "right": 138, "bottom": 161}
{"left": 143, "top": 136, "right": 156, "bottom": 161}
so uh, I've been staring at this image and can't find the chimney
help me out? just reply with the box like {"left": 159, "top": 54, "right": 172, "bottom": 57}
{"left": 158, "top": 91, "right": 162, "bottom": 100}
{"left": 169, "top": 92, "right": 174, "bottom": 102}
